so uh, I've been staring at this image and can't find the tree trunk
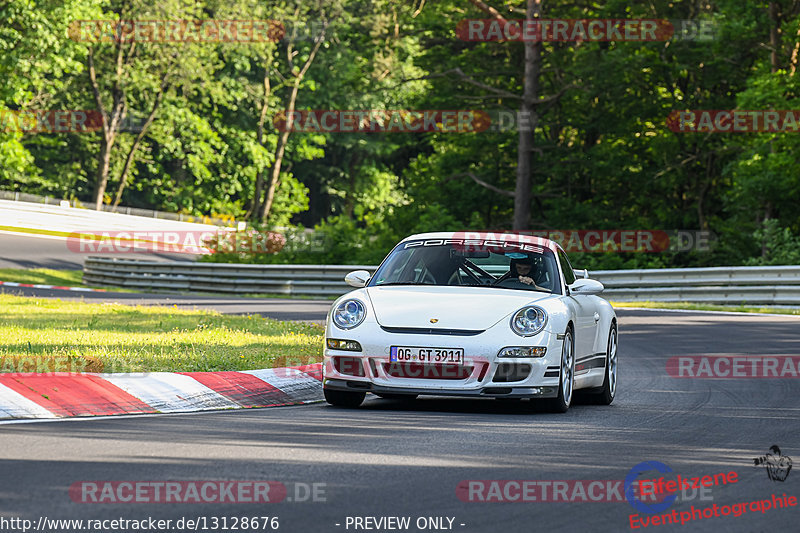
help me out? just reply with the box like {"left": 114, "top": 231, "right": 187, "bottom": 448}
{"left": 769, "top": 2, "right": 781, "bottom": 72}
{"left": 248, "top": 59, "right": 273, "bottom": 220}
{"left": 259, "top": 34, "right": 325, "bottom": 222}
{"left": 260, "top": 100, "right": 295, "bottom": 221}
{"left": 344, "top": 152, "right": 362, "bottom": 218}
{"left": 790, "top": 20, "right": 800, "bottom": 75}
{"left": 697, "top": 153, "right": 713, "bottom": 231}
{"left": 762, "top": 202, "right": 773, "bottom": 259}
{"left": 87, "top": 42, "right": 128, "bottom": 210}
{"left": 93, "top": 137, "right": 113, "bottom": 210}
{"left": 112, "top": 80, "right": 168, "bottom": 208}
{"left": 513, "top": 0, "right": 542, "bottom": 231}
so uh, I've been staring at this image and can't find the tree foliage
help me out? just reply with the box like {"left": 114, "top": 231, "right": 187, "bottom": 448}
{"left": 1, "top": 0, "right": 799, "bottom": 266}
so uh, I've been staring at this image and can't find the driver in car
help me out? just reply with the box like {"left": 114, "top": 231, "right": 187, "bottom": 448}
{"left": 506, "top": 257, "right": 550, "bottom": 291}
{"left": 514, "top": 260, "right": 536, "bottom": 285}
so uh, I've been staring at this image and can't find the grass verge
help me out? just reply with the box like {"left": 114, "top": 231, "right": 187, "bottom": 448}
{"left": 0, "top": 268, "right": 85, "bottom": 287}
{"left": 0, "top": 294, "right": 324, "bottom": 373}
{"left": 611, "top": 301, "right": 800, "bottom": 316}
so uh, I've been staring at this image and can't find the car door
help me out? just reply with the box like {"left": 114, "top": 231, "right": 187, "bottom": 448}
{"left": 558, "top": 249, "right": 599, "bottom": 359}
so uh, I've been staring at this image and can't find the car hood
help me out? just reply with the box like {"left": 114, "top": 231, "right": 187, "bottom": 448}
{"left": 365, "top": 286, "right": 554, "bottom": 330}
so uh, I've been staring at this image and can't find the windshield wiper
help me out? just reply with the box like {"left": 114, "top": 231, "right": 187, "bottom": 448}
{"left": 376, "top": 281, "right": 429, "bottom": 286}
{"left": 485, "top": 285, "right": 553, "bottom": 294}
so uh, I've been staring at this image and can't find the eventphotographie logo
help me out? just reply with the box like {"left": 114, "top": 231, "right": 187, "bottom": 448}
{"left": 625, "top": 461, "right": 677, "bottom": 514}
{"left": 753, "top": 446, "right": 793, "bottom": 482}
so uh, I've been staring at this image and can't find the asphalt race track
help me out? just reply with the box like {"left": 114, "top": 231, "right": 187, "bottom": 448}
{"left": 0, "top": 232, "right": 191, "bottom": 269}
{"left": 0, "top": 309, "right": 798, "bottom": 533}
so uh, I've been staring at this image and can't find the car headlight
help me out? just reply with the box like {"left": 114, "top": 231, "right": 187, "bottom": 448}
{"left": 333, "top": 299, "right": 366, "bottom": 329}
{"left": 326, "top": 338, "right": 363, "bottom": 351}
{"left": 510, "top": 306, "right": 547, "bottom": 337}
{"left": 498, "top": 346, "right": 547, "bottom": 358}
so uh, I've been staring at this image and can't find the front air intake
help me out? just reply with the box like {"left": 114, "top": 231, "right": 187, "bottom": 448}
{"left": 383, "top": 362, "right": 472, "bottom": 380}
{"left": 333, "top": 356, "right": 366, "bottom": 377}
{"left": 492, "top": 363, "right": 532, "bottom": 383}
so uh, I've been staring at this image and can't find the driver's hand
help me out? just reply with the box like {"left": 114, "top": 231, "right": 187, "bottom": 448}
{"left": 519, "top": 276, "right": 534, "bottom": 285}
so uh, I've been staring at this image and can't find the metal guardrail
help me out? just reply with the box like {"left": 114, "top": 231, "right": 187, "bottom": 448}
{"left": 593, "top": 265, "right": 800, "bottom": 305}
{"left": 83, "top": 258, "right": 373, "bottom": 297}
{"left": 83, "top": 258, "right": 800, "bottom": 304}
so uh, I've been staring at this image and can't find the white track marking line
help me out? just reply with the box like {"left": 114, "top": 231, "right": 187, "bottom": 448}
{"left": 100, "top": 373, "right": 240, "bottom": 413}
{"left": 0, "top": 383, "right": 57, "bottom": 419}
{"left": 243, "top": 369, "right": 323, "bottom": 403}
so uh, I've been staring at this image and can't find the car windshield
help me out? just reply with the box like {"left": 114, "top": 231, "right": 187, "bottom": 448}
{"left": 368, "top": 238, "right": 561, "bottom": 293}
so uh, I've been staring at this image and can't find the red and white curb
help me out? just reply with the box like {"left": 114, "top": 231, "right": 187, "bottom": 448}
{"left": 0, "top": 364, "right": 322, "bottom": 421}
{"left": 0, "top": 280, "right": 106, "bottom": 292}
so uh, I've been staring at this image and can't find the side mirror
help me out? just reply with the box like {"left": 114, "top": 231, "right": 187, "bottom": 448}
{"left": 344, "top": 270, "right": 371, "bottom": 288}
{"left": 569, "top": 278, "right": 604, "bottom": 296}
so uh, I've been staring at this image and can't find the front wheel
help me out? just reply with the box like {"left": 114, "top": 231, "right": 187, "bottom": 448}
{"left": 589, "top": 323, "right": 617, "bottom": 405}
{"left": 544, "top": 327, "right": 575, "bottom": 413}
{"left": 324, "top": 388, "right": 365, "bottom": 408}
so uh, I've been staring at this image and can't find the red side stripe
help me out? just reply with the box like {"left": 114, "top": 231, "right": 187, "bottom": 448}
{"left": 0, "top": 374, "right": 155, "bottom": 417}
{"left": 179, "top": 371, "right": 293, "bottom": 407}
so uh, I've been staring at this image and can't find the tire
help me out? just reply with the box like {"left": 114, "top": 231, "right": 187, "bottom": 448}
{"left": 374, "top": 393, "right": 418, "bottom": 401}
{"left": 544, "top": 327, "right": 575, "bottom": 413}
{"left": 324, "top": 388, "right": 366, "bottom": 408}
{"left": 589, "top": 323, "right": 617, "bottom": 405}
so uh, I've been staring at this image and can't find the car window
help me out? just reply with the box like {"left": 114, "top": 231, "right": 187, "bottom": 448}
{"left": 558, "top": 250, "right": 576, "bottom": 286}
{"left": 368, "top": 238, "right": 561, "bottom": 294}
{"left": 376, "top": 246, "right": 416, "bottom": 283}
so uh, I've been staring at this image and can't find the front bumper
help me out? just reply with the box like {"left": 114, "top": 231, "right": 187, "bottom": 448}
{"left": 323, "top": 378, "right": 559, "bottom": 398}
{"left": 323, "top": 319, "right": 563, "bottom": 399}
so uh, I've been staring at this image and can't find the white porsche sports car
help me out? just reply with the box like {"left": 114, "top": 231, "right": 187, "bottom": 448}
{"left": 322, "top": 232, "right": 617, "bottom": 412}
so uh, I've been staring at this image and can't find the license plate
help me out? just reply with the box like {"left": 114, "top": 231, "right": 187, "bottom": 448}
{"left": 390, "top": 346, "right": 464, "bottom": 364}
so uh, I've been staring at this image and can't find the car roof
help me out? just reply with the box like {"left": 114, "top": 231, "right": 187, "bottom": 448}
{"left": 401, "top": 231, "right": 560, "bottom": 253}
